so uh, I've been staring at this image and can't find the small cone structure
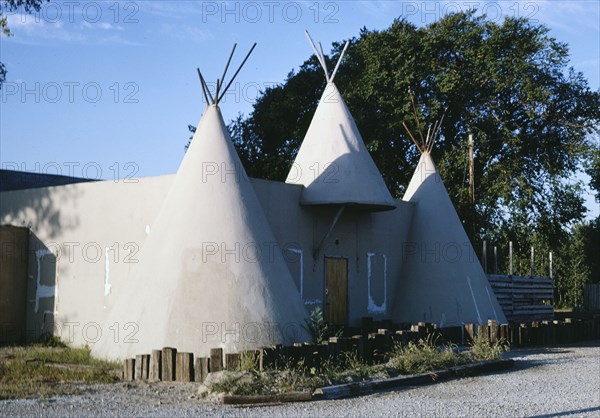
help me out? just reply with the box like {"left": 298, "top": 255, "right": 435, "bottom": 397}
{"left": 94, "top": 105, "right": 310, "bottom": 360}
{"left": 393, "top": 152, "right": 506, "bottom": 326}
{"left": 286, "top": 82, "right": 396, "bottom": 211}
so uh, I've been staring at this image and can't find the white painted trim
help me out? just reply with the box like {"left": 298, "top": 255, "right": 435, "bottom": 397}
{"left": 367, "top": 252, "right": 387, "bottom": 314}
{"left": 104, "top": 246, "right": 113, "bottom": 297}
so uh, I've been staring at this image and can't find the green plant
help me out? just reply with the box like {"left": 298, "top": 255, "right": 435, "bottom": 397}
{"left": 238, "top": 351, "right": 259, "bottom": 372}
{"left": 469, "top": 334, "right": 510, "bottom": 361}
{"left": 389, "top": 334, "right": 468, "bottom": 374}
{"left": 305, "top": 307, "right": 343, "bottom": 343}
{"left": 208, "top": 373, "right": 271, "bottom": 396}
{"left": 38, "top": 334, "right": 67, "bottom": 348}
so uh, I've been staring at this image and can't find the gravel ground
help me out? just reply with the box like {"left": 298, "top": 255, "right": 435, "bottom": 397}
{"left": 1, "top": 341, "right": 598, "bottom": 417}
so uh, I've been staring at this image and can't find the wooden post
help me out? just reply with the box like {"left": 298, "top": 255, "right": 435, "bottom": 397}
{"left": 464, "top": 323, "right": 475, "bottom": 342}
{"left": 124, "top": 358, "right": 135, "bottom": 381}
{"left": 488, "top": 320, "right": 498, "bottom": 343}
{"left": 530, "top": 246, "right": 535, "bottom": 277}
{"left": 494, "top": 246, "right": 498, "bottom": 274}
{"left": 135, "top": 355, "right": 143, "bottom": 381}
{"left": 135, "top": 354, "right": 149, "bottom": 381}
{"left": 476, "top": 324, "right": 488, "bottom": 340}
{"left": 210, "top": 348, "right": 223, "bottom": 372}
{"left": 176, "top": 352, "right": 194, "bottom": 382}
{"left": 149, "top": 349, "right": 162, "bottom": 381}
{"left": 499, "top": 324, "right": 508, "bottom": 341}
{"left": 468, "top": 134, "right": 475, "bottom": 240}
{"left": 225, "top": 353, "right": 240, "bottom": 371}
{"left": 195, "top": 357, "right": 210, "bottom": 382}
{"left": 482, "top": 240, "right": 487, "bottom": 273}
{"left": 509, "top": 241, "right": 513, "bottom": 275}
{"left": 161, "top": 347, "right": 177, "bottom": 382}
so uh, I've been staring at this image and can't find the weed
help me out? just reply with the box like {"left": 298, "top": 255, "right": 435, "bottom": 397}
{"left": 469, "top": 333, "right": 510, "bottom": 361}
{"left": 388, "top": 334, "right": 468, "bottom": 374}
{"left": 305, "top": 307, "right": 343, "bottom": 343}
{"left": 238, "top": 350, "right": 259, "bottom": 372}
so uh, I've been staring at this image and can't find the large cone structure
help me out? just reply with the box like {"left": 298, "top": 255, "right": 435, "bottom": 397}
{"left": 94, "top": 105, "right": 310, "bottom": 360}
{"left": 393, "top": 152, "right": 506, "bottom": 326}
{"left": 286, "top": 83, "right": 396, "bottom": 211}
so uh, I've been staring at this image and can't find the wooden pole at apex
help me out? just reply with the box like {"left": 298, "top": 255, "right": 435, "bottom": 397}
{"left": 468, "top": 134, "right": 475, "bottom": 240}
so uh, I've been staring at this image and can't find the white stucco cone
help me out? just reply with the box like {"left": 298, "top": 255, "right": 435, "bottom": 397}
{"left": 94, "top": 105, "right": 310, "bottom": 360}
{"left": 393, "top": 152, "right": 507, "bottom": 326}
{"left": 286, "top": 83, "right": 396, "bottom": 211}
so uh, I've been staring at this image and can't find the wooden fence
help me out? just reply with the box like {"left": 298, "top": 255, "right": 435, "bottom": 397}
{"left": 488, "top": 274, "right": 554, "bottom": 323}
{"left": 122, "top": 316, "right": 600, "bottom": 382}
{"left": 583, "top": 284, "right": 600, "bottom": 312}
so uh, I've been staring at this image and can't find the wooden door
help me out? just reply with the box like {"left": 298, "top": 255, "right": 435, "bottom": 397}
{"left": 325, "top": 257, "right": 348, "bottom": 325}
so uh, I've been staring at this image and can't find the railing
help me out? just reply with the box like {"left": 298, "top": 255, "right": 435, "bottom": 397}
{"left": 488, "top": 274, "right": 554, "bottom": 322}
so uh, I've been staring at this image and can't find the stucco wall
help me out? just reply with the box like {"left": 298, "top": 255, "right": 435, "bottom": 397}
{"left": 0, "top": 176, "right": 172, "bottom": 345}
{"left": 0, "top": 174, "right": 414, "bottom": 350}
{"left": 252, "top": 178, "right": 414, "bottom": 326}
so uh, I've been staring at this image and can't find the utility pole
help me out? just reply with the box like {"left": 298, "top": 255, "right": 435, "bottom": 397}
{"left": 468, "top": 134, "right": 475, "bottom": 240}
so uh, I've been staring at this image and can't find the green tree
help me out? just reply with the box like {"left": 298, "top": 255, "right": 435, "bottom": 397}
{"left": 0, "top": 0, "right": 48, "bottom": 88}
{"left": 587, "top": 142, "right": 600, "bottom": 201}
{"left": 224, "top": 11, "right": 599, "bottom": 255}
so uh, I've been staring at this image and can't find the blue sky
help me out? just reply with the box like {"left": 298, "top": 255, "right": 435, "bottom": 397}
{"left": 1, "top": 1, "right": 599, "bottom": 216}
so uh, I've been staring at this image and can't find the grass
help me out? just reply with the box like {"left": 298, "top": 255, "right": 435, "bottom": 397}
{"left": 388, "top": 335, "right": 468, "bottom": 374}
{"left": 0, "top": 341, "right": 121, "bottom": 400}
{"left": 468, "top": 333, "right": 510, "bottom": 361}
{"left": 206, "top": 333, "right": 510, "bottom": 396}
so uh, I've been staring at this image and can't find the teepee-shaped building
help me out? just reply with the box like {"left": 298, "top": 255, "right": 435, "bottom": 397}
{"left": 285, "top": 33, "right": 396, "bottom": 211}
{"left": 393, "top": 123, "right": 506, "bottom": 326}
{"left": 94, "top": 45, "right": 310, "bottom": 360}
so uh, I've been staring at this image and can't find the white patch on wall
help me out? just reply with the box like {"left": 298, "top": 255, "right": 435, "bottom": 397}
{"left": 303, "top": 299, "right": 322, "bottom": 306}
{"left": 35, "top": 249, "right": 57, "bottom": 314}
{"left": 104, "top": 246, "right": 113, "bottom": 297}
{"left": 145, "top": 224, "right": 151, "bottom": 235}
{"left": 284, "top": 247, "right": 304, "bottom": 299}
{"left": 367, "top": 252, "right": 387, "bottom": 314}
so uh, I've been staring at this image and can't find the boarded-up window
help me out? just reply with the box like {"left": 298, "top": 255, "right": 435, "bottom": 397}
{"left": 367, "top": 252, "right": 386, "bottom": 314}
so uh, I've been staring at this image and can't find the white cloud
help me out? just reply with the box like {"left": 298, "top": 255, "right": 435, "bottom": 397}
{"left": 81, "top": 21, "right": 123, "bottom": 31}
{"left": 160, "top": 23, "right": 214, "bottom": 43}
{"left": 141, "top": 1, "right": 203, "bottom": 19}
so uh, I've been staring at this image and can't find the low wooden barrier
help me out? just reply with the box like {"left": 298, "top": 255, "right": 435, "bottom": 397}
{"left": 122, "top": 315, "right": 600, "bottom": 382}
{"left": 488, "top": 274, "right": 554, "bottom": 322}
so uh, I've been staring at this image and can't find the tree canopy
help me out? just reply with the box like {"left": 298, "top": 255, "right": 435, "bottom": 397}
{"left": 214, "top": 12, "right": 600, "bottom": 303}
{"left": 227, "top": 12, "right": 599, "bottom": 249}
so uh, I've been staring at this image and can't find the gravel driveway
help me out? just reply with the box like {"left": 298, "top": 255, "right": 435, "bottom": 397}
{"left": 1, "top": 341, "right": 598, "bottom": 417}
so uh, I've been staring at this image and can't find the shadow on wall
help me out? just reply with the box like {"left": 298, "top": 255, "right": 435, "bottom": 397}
{"left": 0, "top": 228, "right": 58, "bottom": 344}
{"left": 0, "top": 226, "right": 29, "bottom": 344}
{"left": 27, "top": 232, "right": 58, "bottom": 343}
{"left": 1, "top": 184, "right": 83, "bottom": 343}
{"left": 0, "top": 184, "right": 83, "bottom": 241}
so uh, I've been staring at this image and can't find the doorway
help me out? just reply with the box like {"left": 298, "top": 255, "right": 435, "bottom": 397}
{"left": 324, "top": 257, "right": 348, "bottom": 326}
